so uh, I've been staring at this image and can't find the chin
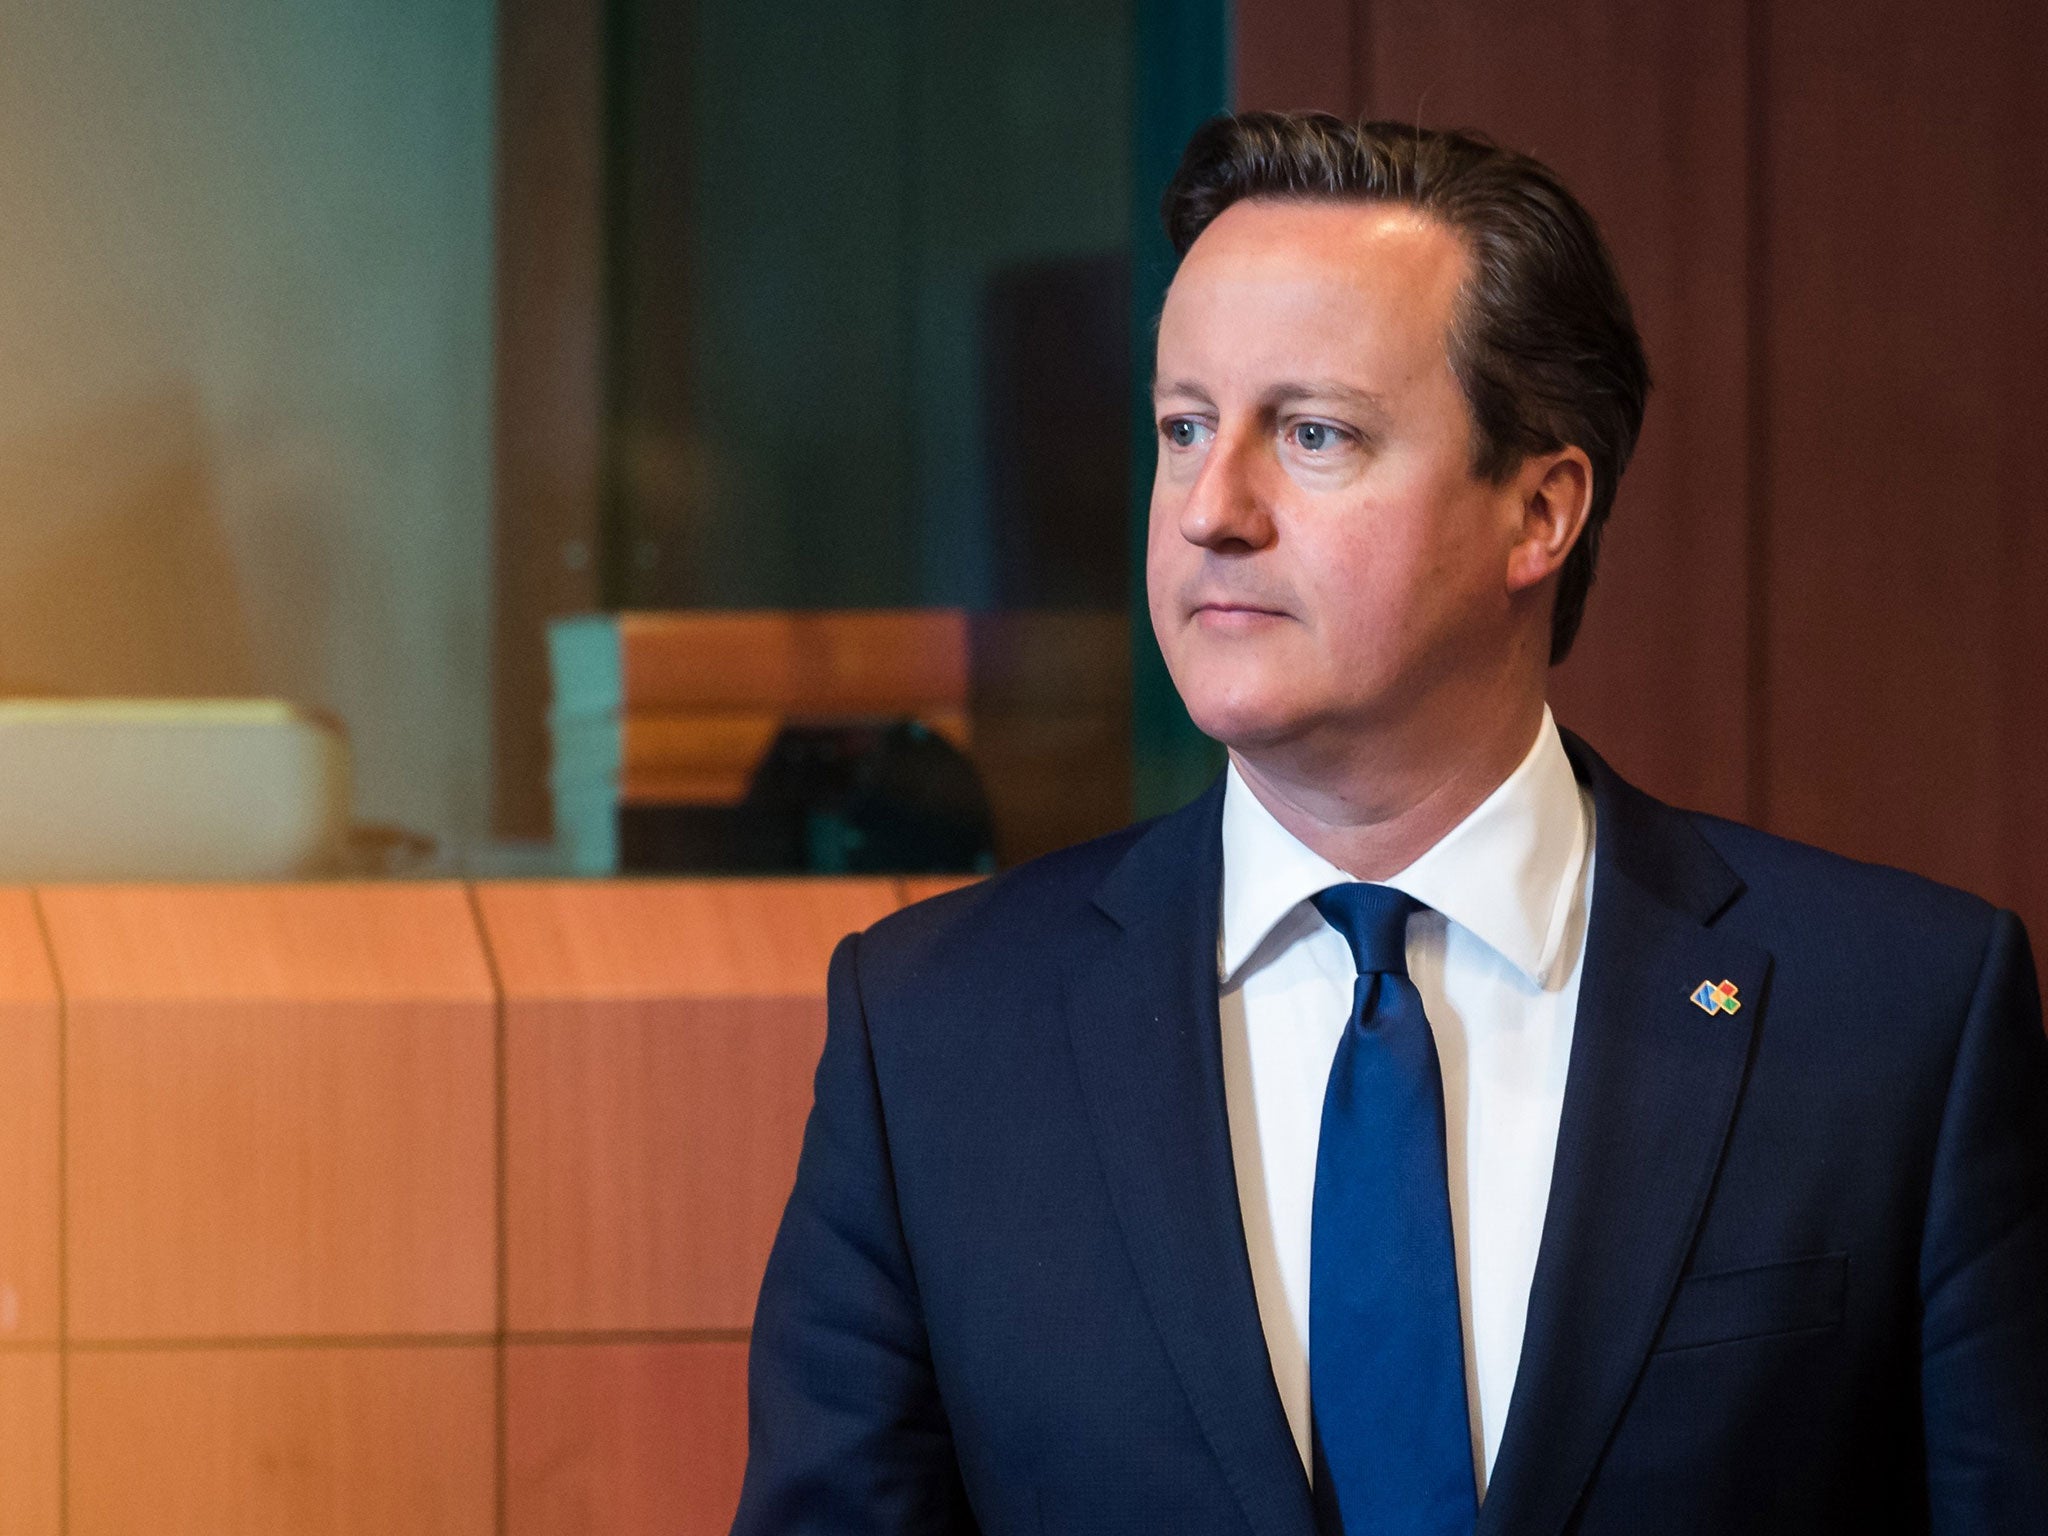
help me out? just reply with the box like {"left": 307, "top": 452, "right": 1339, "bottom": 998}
{"left": 1178, "top": 683, "right": 1315, "bottom": 754}
{"left": 1161, "top": 620, "right": 1344, "bottom": 748}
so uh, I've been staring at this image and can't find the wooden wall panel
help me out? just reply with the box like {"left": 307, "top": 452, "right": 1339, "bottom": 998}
{"left": 1354, "top": 0, "right": 1755, "bottom": 820}
{"left": 503, "top": 994, "right": 824, "bottom": 1330}
{"left": 0, "top": 1351, "right": 60, "bottom": 1536}
{"left": 480, "top": 881, "right": 895, "bottom": 1331}
{"left": 0, "top": 890, "right": 59, "bottom": 1343}
{"left": 507, "top": 1341, "right": 749, "bottom": 1536}
{"left": 45, "top": 886, "right": 497, "bottom": 1339}
{"left": 2008, "top": 56, "right": 2048, "bottom": 970}
{"left": 1234, "top": 0, "right": 1362, "bottom": 117}
{"left": 1237, "top": 2, "right": 2047, "bottom": 966}
{"left": 67, "top": 1346, "right": 495, "bottom": 1536}
{"left": 479, "top": 880, "right": 898, "bottom": 1001}
{"left": 1760, "top": 0, "right": 2048, "bottom": 960}
{"left": 38, "top": 884, "right": 497, "bottom": 1003}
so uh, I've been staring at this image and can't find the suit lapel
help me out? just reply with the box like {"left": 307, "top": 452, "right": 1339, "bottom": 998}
{"left": 1066, "top": 781, "right": 1319, "bottom": 1536}
{"left": 1478, "top": 740, "right": 1771, "bottom": 1536}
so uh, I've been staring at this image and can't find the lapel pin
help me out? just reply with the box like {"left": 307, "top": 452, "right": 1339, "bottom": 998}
{"left": 1691, "top": 979, "right": 1741, "bottom": 1016}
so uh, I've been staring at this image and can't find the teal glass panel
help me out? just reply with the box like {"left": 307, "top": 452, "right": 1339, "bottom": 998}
{"left": 598, "top": 0, "right": 1226, "bottom": 866}
{"left": 1129, "top": 0, "right": 1231, "bottom": 819}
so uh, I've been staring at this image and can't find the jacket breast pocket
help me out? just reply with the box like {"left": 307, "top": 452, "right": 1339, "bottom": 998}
{"left": 1651, "top": 1252, "right": 1848, "bottom": 1353}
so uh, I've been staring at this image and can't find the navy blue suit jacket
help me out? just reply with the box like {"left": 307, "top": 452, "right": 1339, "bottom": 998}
{"left": 733, "top": 737, "right": 2048, "bottom": 1534}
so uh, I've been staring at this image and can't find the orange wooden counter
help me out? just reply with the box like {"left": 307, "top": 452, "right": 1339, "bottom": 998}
{"left": 0, "top": 877, "right": 963, "bottom": 1536}
{"left": 0, "top": 889, "right": 60, "bottom": 1536}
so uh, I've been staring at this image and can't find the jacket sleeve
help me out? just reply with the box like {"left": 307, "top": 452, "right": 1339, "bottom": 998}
{"left": 730, "top": 930, "right": 980, "bottom": 1536}
{"left": 1921, "top": 909, "right": 2048, "bottom": 1529}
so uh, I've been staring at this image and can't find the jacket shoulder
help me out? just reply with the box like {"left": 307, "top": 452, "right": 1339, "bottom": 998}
{"left": 1568, "top": 727, "right": 2010, "bottom": 994}
{"left": 848, "top": 818, "right": 1153, "bottom": 1002}
{"left": 1689, "top": 810, "right": 1995, "bottom": 923}
{"left": 1570, "top": 729, "right": 2000, "bottom": 949}
{"left": 1682, "top": 809, "right": 2006, "bottom": 983}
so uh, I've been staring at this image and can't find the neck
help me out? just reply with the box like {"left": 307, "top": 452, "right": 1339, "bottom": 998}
{"left": 1229, "top": 687, "right": 1548, "bottom": 882}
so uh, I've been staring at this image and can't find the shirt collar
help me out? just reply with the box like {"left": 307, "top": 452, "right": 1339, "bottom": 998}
{"left": 1219, "top": 707, "right": 1590, "bottom": 988}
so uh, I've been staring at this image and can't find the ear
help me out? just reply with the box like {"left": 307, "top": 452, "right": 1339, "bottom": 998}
{"left": 1504, "top": 447, "right": 1595, "bottom": 595}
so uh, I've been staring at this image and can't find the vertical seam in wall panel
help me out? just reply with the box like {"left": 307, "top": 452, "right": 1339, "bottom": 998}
{"left": 899, "top": 0, "right": 923, "bottom": 605}
{"left": 463, "top": 882, "right": 510, "bottom": 1536}
{"left": 598, "top": 0, "right": 631, "bottom": 609}
{"left": 1351, "top": 0, "right": 1369, "bottom": 118}
{"left": 1743, "top": 0, "right": 1773, "bottom": 827}
{"left": 29, "top": 890, "right": 67, "bottom": 1536}
{"left": 1994, "top": 25, "right": 2033, "bottom": 913}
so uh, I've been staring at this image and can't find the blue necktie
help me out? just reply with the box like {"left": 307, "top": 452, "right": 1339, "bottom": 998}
{"left": 1307, "top": 883, "right": 1477, "bottom": 1536}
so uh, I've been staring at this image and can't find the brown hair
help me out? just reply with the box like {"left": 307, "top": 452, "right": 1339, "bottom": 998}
{"left": 1163, "top": 111, "right": 1651, "bottom": 664}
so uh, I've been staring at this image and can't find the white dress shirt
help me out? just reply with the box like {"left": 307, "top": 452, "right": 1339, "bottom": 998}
{"left": 1218, "top": 708, "right": 1594, "bottom": 1494}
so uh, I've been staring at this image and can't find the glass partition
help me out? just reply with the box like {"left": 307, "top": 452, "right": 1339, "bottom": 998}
{"left": 581, "top": 0, "right": 1225, "bottom": 875}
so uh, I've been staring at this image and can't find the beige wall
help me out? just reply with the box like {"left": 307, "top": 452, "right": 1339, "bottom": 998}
{"left": 0, "top": 0, "right": 497, "bottom": 859}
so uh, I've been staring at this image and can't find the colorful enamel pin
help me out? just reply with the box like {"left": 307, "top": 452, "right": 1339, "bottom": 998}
{"left": 1691, "top": 979, "right": 1741, "bottom": 1015}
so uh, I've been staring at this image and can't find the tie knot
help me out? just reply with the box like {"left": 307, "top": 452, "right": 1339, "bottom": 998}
{"left": 1311, "top": 883, "right": 1421, "bottom": 978}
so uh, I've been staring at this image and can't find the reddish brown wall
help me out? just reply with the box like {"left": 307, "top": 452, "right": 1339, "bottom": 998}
{"left": 1236, "top": 0, "right": 2048, "bottom": 974}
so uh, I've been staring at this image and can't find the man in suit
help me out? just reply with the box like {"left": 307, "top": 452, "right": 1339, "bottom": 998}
{"left": 732, "top": 113, "right": 2048, "bottom": 1534}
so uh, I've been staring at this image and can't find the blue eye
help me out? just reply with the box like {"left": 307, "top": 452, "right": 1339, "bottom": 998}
{"left": 1292, "top": 422, "right": 1337, "bottom": 452}
{"left": 1164, "top": 418, "right": 1206, "bottom": 448}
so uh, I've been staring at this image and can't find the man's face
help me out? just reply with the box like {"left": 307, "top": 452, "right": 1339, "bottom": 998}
{"left": 1148, "top": 198, "right": 1531, "bottom": 759}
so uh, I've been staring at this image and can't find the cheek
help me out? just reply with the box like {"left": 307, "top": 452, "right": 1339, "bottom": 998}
{"left": 1145, "top": 475, "right": 1221, "bottom": 622}
{"left": 1358, "top": 472, "right": 1508, "bottom": 603}
{"left": 1144, "top": 471, "right": 1184, "bottom": 561}
{"left": 1289, "top": 503, "right": 1486, "bottom": 671}
{"left": 1143, "top": 507, "right": 1184, "bottom": 628}
{"left": 1293, "top": 522, "right": 1394, "bottom": 623}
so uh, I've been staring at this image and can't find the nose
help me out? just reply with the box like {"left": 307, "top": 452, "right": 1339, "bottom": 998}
{"left": 1178, "top": 426, "right": 1276, "bottom": 553}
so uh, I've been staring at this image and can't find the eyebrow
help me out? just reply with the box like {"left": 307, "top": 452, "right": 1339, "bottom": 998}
{"left": 1151, "top": 376, "right": 1392, "bottom": 423}
{"left": 1151, "top": 377, "right": 1215, "bottom": 406}
{"left": 1264, "top": 381, "right": 1391, "bottom": 420}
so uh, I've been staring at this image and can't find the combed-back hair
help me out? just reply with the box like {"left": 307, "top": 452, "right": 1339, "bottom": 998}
{"left": 1163, "top": 111, "right": 1651, "bottom": 663}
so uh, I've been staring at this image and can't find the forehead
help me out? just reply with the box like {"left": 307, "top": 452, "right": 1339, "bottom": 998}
{"left": 1158, "top": 197, "right": 1470, "bottom": 389}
